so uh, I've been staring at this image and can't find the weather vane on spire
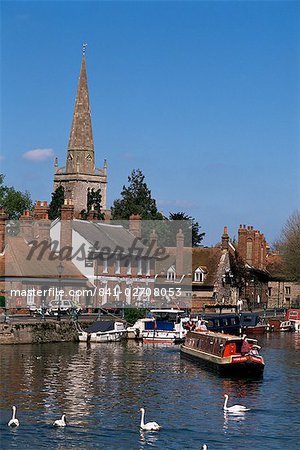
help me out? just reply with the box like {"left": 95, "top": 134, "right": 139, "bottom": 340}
{"left": 82, "top": 43, "right": 87, "bottom": 56}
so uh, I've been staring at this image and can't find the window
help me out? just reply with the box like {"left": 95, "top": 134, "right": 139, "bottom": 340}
{"left": 194, "top": 268, "right": 204, "bottom": 282}
{"left": 285, "top": 286, "right": 291, "bottom": 295}
{"left": 146, "top": 259, "right": 150, "bottom": 276}
{"left": 115, "top": 257, "right": 120, "bottom": 274}
{"left": 137, "top": 258, "right": 142, "bottom": 276}
{"left": 103, "top": 257, "right": 108, "bottom": 274}
{"left": 246, "top": 239, "right": 253, "bottom": 264}
{"left": 85, "top": 258, "right": 93, "bottom": 268}
{"left": 167, "top": 266, "right": 176, "bottom": 281}
{"left": 268, "top": 287, "right": 272, "bottom": 297}
{"left": 127, "top": 258, "right": 132, "bottom": 275}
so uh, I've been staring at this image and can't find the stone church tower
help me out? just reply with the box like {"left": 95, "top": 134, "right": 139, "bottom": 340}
{"left": 53, "top": 47, "right": 107, "bottom": 218}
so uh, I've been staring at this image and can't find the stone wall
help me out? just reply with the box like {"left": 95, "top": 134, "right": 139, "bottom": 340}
{"left": 0, "top": 321, "right": 79, "bottom": 345}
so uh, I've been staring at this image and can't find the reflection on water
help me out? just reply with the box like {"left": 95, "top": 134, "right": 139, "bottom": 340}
{"left": 0, "top": 334, "right": 299, "bottom": 449}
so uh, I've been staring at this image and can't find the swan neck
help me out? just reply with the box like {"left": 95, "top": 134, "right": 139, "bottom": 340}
{"left": 12, "top": 407, "right": 16, "bottom": 419}
{"left": 140, "top": 409, "right": 145, "bottom": 427}
{"left": 224, "top": 396, "right": 228, "bottom": 409}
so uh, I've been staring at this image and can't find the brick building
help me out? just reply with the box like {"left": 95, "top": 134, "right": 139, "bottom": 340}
{"left": 267, "top": 253, "right": 300, "bottom": 308}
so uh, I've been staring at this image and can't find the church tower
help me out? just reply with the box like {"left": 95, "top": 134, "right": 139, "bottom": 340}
{"left": 53, "top": 45, "right": 107, "bottom": 217}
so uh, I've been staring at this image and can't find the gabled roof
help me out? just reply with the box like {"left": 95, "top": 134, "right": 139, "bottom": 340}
{"left": 72, "top": 220, "right": 148, "bottom": 256}
{"left": 192, "top": 247, "right": 222, "bottom": 286}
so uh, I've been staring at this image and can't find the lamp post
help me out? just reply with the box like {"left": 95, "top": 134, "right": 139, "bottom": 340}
{"left": 57, "top": 262, "right": 64, "bottom": 321}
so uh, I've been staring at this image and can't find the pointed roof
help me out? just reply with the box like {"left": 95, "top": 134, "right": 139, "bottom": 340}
{"left": 66, "top": 49, "right": 94, "bottom": 172}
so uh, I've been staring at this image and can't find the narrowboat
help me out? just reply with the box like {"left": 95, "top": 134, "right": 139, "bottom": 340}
{"left": 181, "top": 330, "right": 265, "bottom": 376}
{"left": 240, "top": 313, "right": 270, "bottom": 334}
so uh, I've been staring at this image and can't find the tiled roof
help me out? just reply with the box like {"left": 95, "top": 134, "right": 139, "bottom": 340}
{"left": 1, "top": 236, "right": 87, "bottom": 281}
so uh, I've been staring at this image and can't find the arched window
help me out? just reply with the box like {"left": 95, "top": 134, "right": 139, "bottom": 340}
{"left": 246, "top": 239, "right": 253, "bottom": 264}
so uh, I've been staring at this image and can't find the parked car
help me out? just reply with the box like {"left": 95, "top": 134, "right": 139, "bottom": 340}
{"left": 47, "top": 300, "right": 81, "bottom": 316}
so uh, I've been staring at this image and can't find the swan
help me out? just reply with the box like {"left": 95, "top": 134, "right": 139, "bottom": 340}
{"left": 223, "top": 394, "right": 249, "bottom": 412}
{"left": 139, "top": 408, "right": 161, "bottom": 431}
{"left": 53, "top": 414, "right": 67, "bottom": 427}
{"left": 201, "top": 445, "right": 208, "bottom": 450}
{"left": 8, "top": 406, "right": 19, "bottom": 427}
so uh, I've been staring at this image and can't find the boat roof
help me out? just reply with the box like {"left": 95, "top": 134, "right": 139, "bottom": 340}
{"left": 150, "top": 309, "right": 185, "bottom": 313}
{"left": 85, "top": 320, "right": 117, "bottom": 333}
{"left": 189, "top": 330, "right": 244, "bottom": 341}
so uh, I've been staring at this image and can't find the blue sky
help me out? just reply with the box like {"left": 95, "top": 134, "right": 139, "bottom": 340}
{"left": 1, "top": 0, "right": 299, "bottom": 245}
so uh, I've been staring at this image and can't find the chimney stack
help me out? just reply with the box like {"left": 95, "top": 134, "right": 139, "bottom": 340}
{"left": 60, "top": 199, "right": 74, "bottom": 250}
{"left": 221, "top": 226, "right": 229, "bottom": 251}
{"left": 0, "top": 209, "right": 7, "bottom": 253}
{"left": 129, "top": 214, "right": 141, "bottom": 239}
{"left": 176, "top": 228, "right": 184, "bottom": 277}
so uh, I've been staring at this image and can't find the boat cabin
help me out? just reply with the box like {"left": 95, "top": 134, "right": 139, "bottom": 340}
{"left": 203, "top": 314, "right": 241, "bottom": 336}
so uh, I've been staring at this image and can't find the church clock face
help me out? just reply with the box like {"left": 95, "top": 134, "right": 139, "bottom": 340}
{"left": 86, "top": 154, "right": 92, "bottom": 161}
{"left": 67, "top": 153, "right": 73, "bottom": 161}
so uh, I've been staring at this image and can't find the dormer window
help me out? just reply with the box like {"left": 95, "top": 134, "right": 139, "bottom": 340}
{"left": 194, "top": 267, "right": 204, "bottom": 282}
{"left": 167, "top": 265, "right": 176, "bottom": 281}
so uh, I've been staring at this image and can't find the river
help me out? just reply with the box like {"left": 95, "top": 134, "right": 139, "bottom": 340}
{"left": 0, "top": 333, "right": 299, "bottom": 449}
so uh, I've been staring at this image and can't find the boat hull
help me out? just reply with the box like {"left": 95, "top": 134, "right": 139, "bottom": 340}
{"left": 180, "top": 345, "right": 264, "bottom": 377}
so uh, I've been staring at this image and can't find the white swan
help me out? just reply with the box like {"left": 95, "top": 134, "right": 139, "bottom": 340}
{"left": 223, "top": 394, "right": 249, "bottom": 412}
{"left": 53, "top": 414, "right": 67, "bottom": 427}
{"left": 139, "top": 408, "right": 161, "bottom": 431}
{"left": 8, "top": 406, "right": 19, "bottom": 427}
{"left": 201, "top": 445, "right": 208, "bottom": 450}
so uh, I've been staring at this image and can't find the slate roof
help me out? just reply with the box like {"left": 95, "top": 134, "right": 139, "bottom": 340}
{"left": 72, "top": 220, "right": 149, "bottom": 256}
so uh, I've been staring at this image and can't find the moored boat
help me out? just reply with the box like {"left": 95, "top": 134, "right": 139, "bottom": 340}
{"left": 181, "top": 330, "right": 265, "bottom": 376}
{"left": 127, "top": 309, "right": 189, "bottom": 344}
{"left": 78, "top": 320, "right": 127, "bottom": 343}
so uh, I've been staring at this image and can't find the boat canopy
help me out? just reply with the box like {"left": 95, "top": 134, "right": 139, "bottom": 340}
{"left": 85, "top": 321, "right": 117, "bottom": 333}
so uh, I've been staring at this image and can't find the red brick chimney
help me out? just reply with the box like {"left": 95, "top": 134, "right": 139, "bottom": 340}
{"left": 0, "top": 209, "right": 7, "bottom": 253}
{"left": 129, "top": 214, "right": 141, "bottom": 238}
{"left": 221, "top": 226, "right": 229, "bottom": 250}
{"left": 20, "top": 210, "right": 34, "bottom": 241}
{"left": 176, "top": 228, "right": 184, "bottom": 277}
{"left": 60, "top": 199, "right": 74, "bottom": 250}
{"left": 34, "top": 201, "right": 49, "bottom": 220}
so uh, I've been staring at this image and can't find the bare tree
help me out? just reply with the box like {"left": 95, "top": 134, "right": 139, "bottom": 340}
{"left": 276, "top": 211, "right": 300, "bottom": 281}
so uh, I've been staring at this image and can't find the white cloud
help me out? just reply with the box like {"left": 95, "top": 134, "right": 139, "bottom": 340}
{"left": 22, "top": 148, "right": 54, "bottom": 162}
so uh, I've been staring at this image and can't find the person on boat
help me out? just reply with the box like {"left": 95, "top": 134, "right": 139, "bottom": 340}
{"left": 241, "top": 336, "right": 253, "bottom": 355}
{"left": 196, "top": 319, "right": 208, "bottom": 331}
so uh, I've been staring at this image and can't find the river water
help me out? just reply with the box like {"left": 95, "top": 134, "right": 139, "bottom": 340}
{"left": 0, "top": 333, "right": 299, "bottom": 449}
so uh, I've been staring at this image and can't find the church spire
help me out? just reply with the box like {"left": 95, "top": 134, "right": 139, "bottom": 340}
{"left": 66, "top": 44, "right": 95, "bottom": 174}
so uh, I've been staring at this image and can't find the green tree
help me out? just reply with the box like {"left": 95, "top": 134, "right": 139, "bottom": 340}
{"left": 111, "top": 169, "right": 163, "bottom": 220}
{"left": 81, "top": 188, "right": 105, "bottom": 220}
{"left": 0, "top": 174, "right": 33, "bottom": 219}
{"left": 168, "top": 212, "right": 205, "bottom": 247}
{"left": 275, "top": 211, "right": 300, "bottom": 281}
{"left": 49, "top": 185, "right": 65, "bottom": 220}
